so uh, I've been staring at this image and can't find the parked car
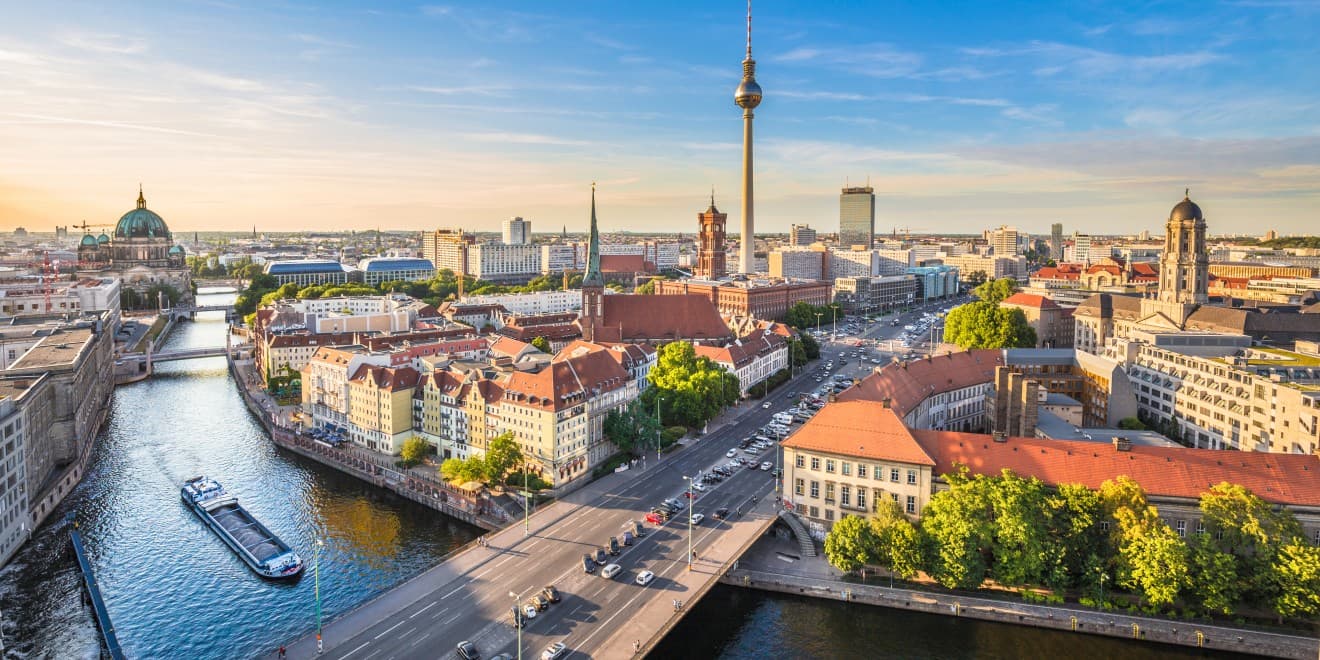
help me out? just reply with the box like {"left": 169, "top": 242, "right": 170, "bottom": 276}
{"left": 690, "top": 513, "right": 705, "bottom": 525}
{"left": 726, "top": 448, "right": 738, "bottom": 458}
{"left": 714, "top": 507, "right": 730, "bottom": 520}
{"left": 601, "top": 563, "right": 622, "bottom": 579}
{"left": 645, "top": 512, "right": 665, "bottom": 525}
{"left": 622, "top": 530, "right": 635, "bottom": 545}
{"left": 761, "top": 401, "right": 772, "bottom": 408}
{"left": 456, "top": 641, "right": 480, "bottom": 660}
{"left": 626, "top": 520, "right": 646, "bottom": 537}
{"left": 593, "top": 548, "right": 607, "bottom": 565}
{"left": 510, "top": 606, "right": 525, "bottom": 628}
{"left": 692, "top": 482, "right": 706, "bottom": 492}
{"left": 582, "top": 554, "right": 596, "bottom": 573}
{"left": 607, "top": 537, "right": 621, "bottom": 555}
{"left": 635, "top": 570, "right": 656, "bottom": 586}
{"left": 530, "top": 594, "right": 549, "bottom": 611}
{"left": 760, "top": 462, "right": 773, "bottom": 471}
{"left": 522, "top": 604, "right": 537, "bottom": 619}
{"left": 542, "top": 585, "right": 561, "bottom": 603}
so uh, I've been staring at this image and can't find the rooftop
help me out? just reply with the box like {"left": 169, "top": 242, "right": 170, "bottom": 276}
{"left": 782, "top": 401, "right": 936, "bottom": 466}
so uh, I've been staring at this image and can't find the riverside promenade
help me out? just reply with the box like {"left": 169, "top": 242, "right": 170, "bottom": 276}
{"left": 724, "top": 534, "right": 1320, "bottom": 660}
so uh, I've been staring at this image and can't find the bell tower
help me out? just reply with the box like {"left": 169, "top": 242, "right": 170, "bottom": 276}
{"left": 1158, "top": 189, "right": 1209, "bottom": 306}
{"left": 581, "top": 183, "right": 605, "bottom": 341}
{"left": 695, "top": 190, "right": 727, "bottom": 279}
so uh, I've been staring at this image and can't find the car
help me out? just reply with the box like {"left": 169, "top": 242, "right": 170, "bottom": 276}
{"left": 726, "top": 448, "right": 738, "bottom": 458}
{"left": 690, "top": 513, "right": 705, "bottom": 525}
{"left": 664, "top": 498, "right": 683, "bottom": 510}
{"left": 761, "top": 401, "right": 772, "bottom": 409}
{"left": 714, "top": 506, "right": 730, "bottom": 520}
{"left": 529, "top": 595, "right": 548, "bottom": 612}
{"left": 645, "top": 512, "right": 665, "bottom": 525}
{"left": 626, "top": 520, "right": 646, "bottom": 537}
{"left": 542, "top": 585, "right": 561, "bottom": 603}
{"left": 492, "top": 655, "right": 515, "bottom": 660}
{"left": 692, "top": 482, "right": 706, "bottom": 492}
{"left": 760, "top": 462, "right": 773, "bottom": 471}
{"left": 593, "top": 548, "right": 608, "bottom": 565}
{"left": 582, "top": 554, "right": 596, "bottom": 573}
{"left": 607, "top": 538, "right": 621, "bottom": 555}
{"left": 541, "top": 642, "right": 568, "bottom": 660}
{"left": 510, "top": 606, "right": 525, "bottom": 628}
{"left": 522, "top": 604, "right": 538, "bottom": 619}
{"left": 601, "top": 563, "right": 622, "bottom": 579}
{"left": 682, "top": 490, "right": 697, "bottom": 499}
{"left": 457, "top": 641, "right": 480, "bottom": 660}
{"left": 622, "top": 530, "right": 635, "bottom": 545}
{"left": 635, "top": 570, "right": 656, "bottom": 586}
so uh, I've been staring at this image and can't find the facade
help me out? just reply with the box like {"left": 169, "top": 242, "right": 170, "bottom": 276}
{"left": 839, "top": 186, "right": 876, "bottom": 249}
{"left": 990, "top": 225, "right": 1020, "bottom": 257}
{"left": 693, "top": 328, "right": 788, "bottom": 396}
{"left": 463, "top": 289, "right": 585, "bottom": 316}
{"left": 0, "top": 385, "right": 33, "bottom": 567}
{"left": 905, "top": 265, "right": 959, "bottom": 301}
{"left": 768, "top": 248, "right": 824, "bottom": 280}
{"left": 540, "top": 244, "right": 577, "bottom": 274}
{"left": 1050, "top": 223, "right": 1064, "bottom": 260}
{"left": 656, "top": 278, "right": 831, "bottom": 322}
{"left": 421, "top": 228, "right": 474, "bottom": 275}
{"left": 875, "top": 248, "right": 914, "bottom": 275}
{"left": 468, "top": 243, "right": 541, "bottom": 283}
{"left": 1071, "top": 233, "right": 1094, "bottom": 265}
{"left": 828, "top": 248, "right": 876, "bottom": 279}
{"left": 999, "top": 292, "right": 1074, "bottom": 348}
{"left": 789, "top": 224, "right": 817, "bottom": 247}
{"left": 347, "top": 365, "right": 420, "bottom": 453}
{"left": 695, "top": 196, "right": 728, "bottom": 280}
{"left": 937, "top": 253, "right": 1025, "bottom": 283}
{"left": 834, "top": 275, "right": 916, "bottom": 314}
{"left": 0, "top": 277, "right": 120, "bottom": 321}
{"left": 502, "top": 217, "right": 531, "bottom": 245}
{"left": 1158, "top": 192, "right": 1210, "bottom": 306}
{"left": 75, "top": 187, "right": 192, "bottom": 304}
{"left": 783, "top": 402, "right": 936, "bottom": 534}
{"left": 357, "top": 257, "right": 436, "bottom": 286}
{"left": 264, "top": 259, "right": 351, "bottom": 287}
{"left": 841, "top": 349, "right": 1005, "bottom": 432}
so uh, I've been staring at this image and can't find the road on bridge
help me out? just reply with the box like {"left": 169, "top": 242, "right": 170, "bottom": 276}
{"left": 273, "top": 367, "right": 822, "bottom": 660}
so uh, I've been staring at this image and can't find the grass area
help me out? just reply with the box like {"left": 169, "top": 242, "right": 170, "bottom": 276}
{"left": 131, "top": 315, "right": 167, "bottom": 353}
{"left": 1246, "top": 346, "right": 1320, "bottom": 366}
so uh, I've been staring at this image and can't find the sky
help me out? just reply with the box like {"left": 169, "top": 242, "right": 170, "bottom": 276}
{"left": 0, "top": 1, "right": 1317, "bottom": 238}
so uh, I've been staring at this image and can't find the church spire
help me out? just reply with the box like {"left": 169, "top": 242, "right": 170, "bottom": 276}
{"left": 136, "top": 184, "right": 146, "bottom": 209}
{"left": 583, "top": 182, "right": 603, "bottom": 288}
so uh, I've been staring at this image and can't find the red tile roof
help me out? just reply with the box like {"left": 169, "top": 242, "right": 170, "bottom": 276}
{"left": 588, "top": 294, "right": 732, "bottom": 344}
{"left": 600, "top": 254, "right": 647, "bottom": 273}
{"left": 1001, "top": 292, "right": 1060, "bottom": 310}
{"left": 504, "top": 347, "right": 631, "bottom": 411}
{"left": 839, "top": 349, "right": 1004, "bottom": 416}
{"left": 912, "top": 430, "right": 1320, "bottom": 507}
{"left": 1032, "top": 266, "right": 1080, "bottom": 281}
{"left": 349, "top": 364, "right": 420, "bottom": 391}
{"left": 782, "top": 402, "right": 935, "bottom": 466}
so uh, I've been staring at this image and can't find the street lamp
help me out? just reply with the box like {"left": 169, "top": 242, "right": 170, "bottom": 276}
{"left": 654, "top": 396, "right": 664, "bottom": 461}
{"left": 314, "top": 538, "right": 325, "bottom": 654}
{"left": 815, "top": 312, "right": 823, "bottom": 335}
{"left": 523, "top": 458, "right": 531, "bottom": 537}
{"left": 682, "top": 476, "right": 695, "bottom": 570}
{"left": 509, "top": 591, "right": 523, "bottom": 660}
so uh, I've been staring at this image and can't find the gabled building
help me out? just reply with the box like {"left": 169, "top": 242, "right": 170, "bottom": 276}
{"left": 694, "top": 328, "right": 788, "bottom": 396}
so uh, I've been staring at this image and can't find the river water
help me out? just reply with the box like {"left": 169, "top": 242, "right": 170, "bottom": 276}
{"left": 0, "top": 289, "right": 1264, "bottom": 659}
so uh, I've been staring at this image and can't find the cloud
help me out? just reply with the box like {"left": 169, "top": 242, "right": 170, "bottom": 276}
{"left": 3, "top": 112, "right": 222, "bottom": 138}
{"left": 57, "top": 31, "right": 149, "bottom": 55}
{"left": 463, "top": 131, "right": 593, "bottom": 146}
{"left": 400, "top": 84, "right": 512, "bottom": 97}
{"left": 774, "top": 47, "right": 821, "bottom": 62}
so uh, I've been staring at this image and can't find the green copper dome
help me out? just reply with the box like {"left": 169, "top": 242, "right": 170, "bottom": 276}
{"left": 97, "top": 233, "right": 110, "bottom": 244}
{"left": 80, "top": 233, "right": 98, "bottom": 247}
{"left": 169, "top": 244, "right": 184, "bottom": 255}
{"left": 114, "top": 186, "right": 171, "bottom": 239}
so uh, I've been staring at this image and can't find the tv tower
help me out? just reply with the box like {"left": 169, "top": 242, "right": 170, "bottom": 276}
{"left": 734, "top": 0, "right": 762, "bottom": 275}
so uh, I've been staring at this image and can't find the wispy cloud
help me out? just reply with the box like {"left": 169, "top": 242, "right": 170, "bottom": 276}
{"left": 399, "top": 84, "right": 511, "bottom": 97}
{"left": 3, "top": 112, "right": 222, "bottom": 138}
{"left": 57, "top": 31, "right": 148, "bottom": 55}
{"left": 772, "top": 43, "right": 923, "bottom": 78}
{"left": 464, "top": 131, "right": 593, "bottom": 146}
{"left": 290, "top": 33, "right": 356, "bottom": 62}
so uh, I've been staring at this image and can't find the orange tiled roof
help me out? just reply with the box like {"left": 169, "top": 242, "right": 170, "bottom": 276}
{"left": 600, "top": 254, "right": 647, "bottom": 273}
{"left": 1001, "top": 292, "right": 1060, "bottom": 310}
{"left": 590, "top": 294, "right": 732, "bottom": 343}
{"left": 838, "top": 349, "right": 1004, "bottom": 416}
{"left": 782, "top": 401, "right": 935, "bottom": 466}
{"left": 349, "top": 364, "right": 420, "bottom": 391}
{"left": 504, "top": 347, "right": 631, "bottom": 410}
{"left": 912, "top": 430, "right": 1320, "bottom": 507}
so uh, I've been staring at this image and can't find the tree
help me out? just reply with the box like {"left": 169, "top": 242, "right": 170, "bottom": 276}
{"left": 972, "top": 277, "right": 1018, "bottom": 303}
{"left": 646, "top": 342, "right": 740, "bottom": 428}
{"left": 1271, "top": 541, "right": 1320, "bottom": 620}
{"left": 1117, "top": 417, "right": 1147, "bottom": 430}
{"left": 788, "top": 338, "right": 808, "bottom": 368}
{"left": 986, "top": 470, "right": 1052, "bottom": 587}
{"left": 1041, "top": 483, "right": 1105, "bottom": 590}
{"left": 823, "top": 514, "right": 877, "bottom": 573}
{"left": 440, "top": 456, "right": 487, "bottom": 485}
{"left": 920, "top": 469, "right": 994, "bottom": 589}
{"left": 798, "top": 331, "right": 821, "bottom": 360}
{"left": 484, "top": 432, "right": 523, "bottom": 485}
{"left": 399, "top": 437, "right": 430, "bottom": 468}
{"left": 870, "top": 498, "right": 923, "bottom": 580}
{"left": 636, "top": 279, "right": 658, "bottom": 295}
{"left": 943, "top": 302, "right": 1036, "bottom": 349}
{"left": 1188, "top": 533, "right": 1240, "bottom": 615}
{"left": 1123, "top": 520, "right": 1189, "bottom": 607}
{"left": 531, "top": 336, "right": 552, "bottom": 354}
{"left": 1199, "top": 482, "right": 1303, "bottom": 606}
{"left": 603, "top": 401, "right": 661, "bottom": 455}
{"left": 964, "top": 270, "right": 988, "bottom": 287}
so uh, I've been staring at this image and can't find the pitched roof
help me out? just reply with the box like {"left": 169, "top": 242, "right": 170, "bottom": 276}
{"left": 782, "top": 401, "right": 935, "bottom": 466}
{"left": 1001, "top": 292, "right": 1060, "bottom": 310}
{"left": 349, "top": 364, "right": 420, "bottom": 391}
{"left": 504, "top": 347, "right": 631, "bottom": 411}
{"left": 599, "top": 254, "right": 647, "bottom": 273}
{"left": 589, "top": 294, "right": 732, "bottom": 344}
{"left": 838, "top": 349, "right": 1004, "bottom": 416}
{"left": 912, "top": 430, "right": 1320, "bottom": 507}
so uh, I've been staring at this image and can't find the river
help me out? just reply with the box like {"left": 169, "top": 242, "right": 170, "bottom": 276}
{"left": 0, "top": 289, "right": 1264, "bottom": 659}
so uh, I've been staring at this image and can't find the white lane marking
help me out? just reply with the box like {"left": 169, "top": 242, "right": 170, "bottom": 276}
{"left": 494, "top": 555, "right": 515, "bottom": 567}
{"left": 441, "top": 612, "right": 462, "bottom": 625}
{"left": 338, "top": 641, "right": 370, "bottom": 659}
{"left": 409, "top": 600, "right": 439, "bottom": 618}
{"left": 473, "top": 568, "right": 492, "bottom": 579}
{"left": 440, "top": 585, "right": 464, "bottom": 600}
{"left": 373, "top": 620, "right": 405, "bottom": 639}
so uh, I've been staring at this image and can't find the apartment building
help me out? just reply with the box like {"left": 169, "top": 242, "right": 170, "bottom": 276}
{"left": 840, "top": 350, "right": 1005, "bottom": 432}
{"left": 0, "top": 277, "right": 121, "bottom": 321}
{"left": 693, "top": 328, "right": 788, "bottom": 396}
{"left": 468, "top": 243, "right": 541, "bottom": 282}
{"left": 999, "top": 293, "right": 1074, "bottom": 348}
{"left": 347, "top": 365, "right": 420, "bottom": 453}
{"left": 768, "top": 248, "right": 824, "bottom": 281}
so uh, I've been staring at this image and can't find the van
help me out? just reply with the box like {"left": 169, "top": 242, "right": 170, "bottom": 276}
{"left": 772, "top": 413, "right": 793, "bottom": 425}
{"left": 601, "top": 563, "right": 622, "bottom": 579}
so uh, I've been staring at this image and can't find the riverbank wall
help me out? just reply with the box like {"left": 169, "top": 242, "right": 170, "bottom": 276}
{"left": 721, "top": 568, "right": 1319, "bottom": 659}
{"left": 226, "top": 356, "right": 507, "bottom": 532}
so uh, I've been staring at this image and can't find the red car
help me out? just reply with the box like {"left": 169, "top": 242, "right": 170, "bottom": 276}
{"left": 645, "top": 512, "right": 665, "bottom": 525}
{"left": 683, "top": 491, "right": 697, "bottom": 499}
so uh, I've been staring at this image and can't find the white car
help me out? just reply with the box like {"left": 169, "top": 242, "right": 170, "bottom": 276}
{"left": 692, "top": 482, "right": 706, "bottom": 492}
{"left": 542, "top": 642, "right": 567, "bottom": 660}
{"left": 523, "top": 604, "right": 538, "bottom": 618}
{"left": 760, "top": 462, "right": 773, "bottom": 471}
{"left": 761, "top": 401, "right": 772, "bottom": 409}
{"left": 635, "top": 570, "right": 656, "bottom": 586}
{"left": 601, "top": 563, "right": 622, "bottom": 579}
{"left": 726, "top": 448, "right": 738, "bottom": 458}
{"left": 690, "top": 513, "right": 705, "bottom": 525}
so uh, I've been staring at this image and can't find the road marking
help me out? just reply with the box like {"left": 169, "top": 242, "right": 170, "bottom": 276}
{"left": 337, "top": 641, "right": 370, "bottom": 659}
{"left": 441, "top": 612, "right": 462, "bottom": 625}
{"left": 373, "top": 620, "right": 405, "bottom": 639}
{"left": 494, "top": 555, "right": 515, "bottom": 567}
{"left": 473, "top": 568, "right": 492, "bottom": 579}
{"left": 409, "top": 600, "right": 439, "bottom": 618}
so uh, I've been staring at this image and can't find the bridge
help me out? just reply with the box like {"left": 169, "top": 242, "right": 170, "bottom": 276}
{"left": 164, "top": 304, "right": 237, "bottom": 321}
{"left": 273, "top": 370, "right": 820, "bottom": 660}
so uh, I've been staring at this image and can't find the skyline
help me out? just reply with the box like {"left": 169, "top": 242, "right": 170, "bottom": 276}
{"left": 1, "top": 1, "right": 1317, "bottom": 236}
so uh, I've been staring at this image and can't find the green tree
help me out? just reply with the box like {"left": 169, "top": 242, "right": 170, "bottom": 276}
{"left": 964, "top": 270, "right": 988, "bottom": 287}
{"left": 484, "top": 432, "right": 523, "bottom": 485}
{"left": 1042, "top": 483, "right": 1105, "bottom": 590}
{"left": 1116, "top": 417, "right": 1147, "bottom": 430}
{"left": 798, "top": 331, "right": 821, "bottom": 360}
{"left": 440, "top": 456, "right": 488, "bottom": 485}
{"left": 1188, "top": 533, "right": 1240, "bottom": 615}
{"left": 1271, "top": 541, "right": 1320, "bottom": 621}
{"left": 943, "top": 302, "right": 1036, "bottom": 349}
{"left": 921, "top": 469, "right": 994, "bottom": 589}
{"left": 645, "top": 342, "right": 740, "bottom": 428}
{"left": 530, "top": 336, "right": 552, "bottom": 353}
{"left": 972, "top": 277, "right": 1019, "bottom": 303}
{"left": 1200, "top": 482, "right": 1303, "bottom": 607}
{"left": 788, "top": 338, "right": 808, "bottom": 368}
{"left": 823, "top": 514, "right": 877, "bottom": 573}
{"left": 399, "top": 436, "right": 431, "bottom": 468}
{"left": 1123, "top": 519, "right": 1189, "bottom": 607}
{"left": 636, "top": 279, "right": 658, "bottom": 295}
{"left": 603, "top": 401, "right": 661, "bottom": 455}
{"left": 986, "top": 470, "right": 1052, "bottom": 587}
{"left": 870, "top": 498, "right": 923, "bottom": 580}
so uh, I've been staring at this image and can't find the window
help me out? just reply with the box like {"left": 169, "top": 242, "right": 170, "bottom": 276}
{"left": 825, "top": 460, "right": 836, "bottom": 474}
{"left": 810, "top": 457, "right": 820, "bottom": 471}
{"left": 891, "top": 492, "right": 899, "bottom": 502}
{"left": 810, "top": 481, "right": 819, "bottom": 499}
{"left": 907, "top": 469, "right": 917, "bottom": 485}
{"left": 890, "top": 468, "right": 900, "bottom": 482}
{"left": 857, "top": 464, "right": 867, "bottom": 479}
{"left": 841, "top": 462, "right": 851, "bottom": 476}
{"left": 1314, "top": 529, "right": 1320, "bottom": 547}
{"left": 1176, "top": 520, "right": 1186, "bottom": 538}
{"left": 795, "top": 479, "right": 804, "bottom": 496}
{"left": 824, "top": 483, "right": 835, "bottom": 504}
{"left": 905, "top": 496, "right": 916, "bottom": 514}
{"left": 809, "top": 506, "right": 819, "bottom": 518}
{"left": 856, "top": 489, "right": 866, "bottom": 511}
{"left": 1100, "top": 521, "right": 1110, "bottom": 532}
{"left": 1196, "top": 521, "right": 1205, "bottom": 536}
{"left": 824, "top": 509, "right": 834, "bottom": 521}
{"left": 840, "top": 485, "right": 851, "bottom": 507}
{"left": 795, "top": 454, "right": 805, "bottom": 468}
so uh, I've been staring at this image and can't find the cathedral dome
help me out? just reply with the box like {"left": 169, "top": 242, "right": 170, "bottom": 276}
{"left": 80, "top": 233, "right": 98, "bottom": 247}
{"left": 114, "top": 187, "right": 171, "bottom": 239}
{"left": 1169, "top": 191, "right": 1203, "bottom": 223}
{"left": 97, "top": 233, "right": 110, "bottom": 244}
{"left": 169, "top": 244, "right": 185, "bottom": 255}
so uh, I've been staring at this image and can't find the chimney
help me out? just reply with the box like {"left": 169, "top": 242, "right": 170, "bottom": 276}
{"left": 1112, "top": 436, "right": 1132, "bottom": 452}
{"left": 827, "top": 391, "right": 838, "bottom": 403}
{"left": 881, "top": 398, "right": 891, "bottom": 409}
{"left": 992, "top": 432, "right": 1008, "bottom": 443}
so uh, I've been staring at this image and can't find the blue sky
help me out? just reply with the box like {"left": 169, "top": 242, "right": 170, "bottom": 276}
{"left": 0, "top": 1, "right": 1316, "bottom": 236}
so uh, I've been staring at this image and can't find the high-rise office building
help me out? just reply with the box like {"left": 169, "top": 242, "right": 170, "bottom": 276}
{"left": 789, "top": 224, "right": 817, "bottom": 246}
{"left": 990, "top": 225, "right": 1020, "bottom": 257}
{"left": 839, "top": 186, "right": 875, "bottom": 249}
{"left": 1050, "top": 223, "right": 1064, "bottom": 260}
{"left": 1072, "top": 232, "right": 1093, "bottom": 265}
{"left": 502, "top": 217, "right": 531, "bottom": 245}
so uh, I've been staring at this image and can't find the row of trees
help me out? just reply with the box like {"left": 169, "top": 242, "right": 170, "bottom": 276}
{"left": 823, "top": 470, "right": 1320, "bottom": 622}
{"left": 436, "top": 432, "right": 547, "bottom": 489}
{"left": 942, "top": 277, "right": 1037, "bottom": 349}
{"left": 783, "top": 301, "right": 843, "bottom": 333}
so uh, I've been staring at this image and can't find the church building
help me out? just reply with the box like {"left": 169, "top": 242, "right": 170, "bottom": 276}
{"left": 77, "top": 187, "right": 193, "bottom": 306}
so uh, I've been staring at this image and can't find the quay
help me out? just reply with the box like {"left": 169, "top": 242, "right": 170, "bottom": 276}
{"left": 69, "top": 520, "right": 126, "bottom": 660}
